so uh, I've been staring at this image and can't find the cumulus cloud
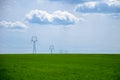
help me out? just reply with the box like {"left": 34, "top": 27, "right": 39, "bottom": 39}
{"left": 0, "top": 21, "right": 28, "bottom": 30}
{"left": 75, "top": 0, "right": 120, "bottom": 14}
{"left": 25, "top": 10, "right": 79, "bottom": 25}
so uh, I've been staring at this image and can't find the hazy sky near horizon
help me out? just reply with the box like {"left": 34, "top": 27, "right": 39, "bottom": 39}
{"left": 0, "top": 0, "right": 120, "bottom": 53}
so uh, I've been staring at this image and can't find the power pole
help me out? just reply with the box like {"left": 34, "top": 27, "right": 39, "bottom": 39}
{"left": 49, "top": 45, "right": 54, "bottom": 54}
{"left": 31, "top": 36, "right": 37, "bottom": 54}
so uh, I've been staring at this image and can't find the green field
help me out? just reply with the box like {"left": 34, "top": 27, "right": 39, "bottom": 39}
{"left": 0, "top": 54, "right": 120, "bottom": 80}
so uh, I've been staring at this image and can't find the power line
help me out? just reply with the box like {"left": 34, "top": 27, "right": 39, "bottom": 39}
{"left": 31, "top": 36, "right": 37, "bottom": 54}
{"left": 49, "top": 45, "right": 54, "bottom": 54}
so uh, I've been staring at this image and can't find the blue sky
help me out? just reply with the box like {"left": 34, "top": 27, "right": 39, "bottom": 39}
{"left": 0, "top": 0, "right": 120, "bottom": 53}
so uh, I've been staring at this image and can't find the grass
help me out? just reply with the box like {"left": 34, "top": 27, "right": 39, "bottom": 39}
{"left": 0, "top": 54, "right": 120, "bottom": 80}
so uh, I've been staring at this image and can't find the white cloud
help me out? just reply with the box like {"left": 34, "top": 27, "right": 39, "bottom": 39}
{"left": 25, "top": 10, "right": 79, "bottom": 25}
{"left": 49, "top": 0, "right": 120, "bottom": 6}
{"left": 104, "top": 0, "right": 120, "bottom": 6}
{"left": 0, "top": 21, "right": 28, "bottom": 30}
{"left": 75, "top": 1, "right": 120, "bottom": 14}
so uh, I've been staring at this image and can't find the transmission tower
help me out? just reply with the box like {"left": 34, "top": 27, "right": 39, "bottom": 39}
{"left": 49, "top": 45, "right": 54, "bottom": 54}
{"left": 31, "top": 36, "right": 37, "bottom": 54}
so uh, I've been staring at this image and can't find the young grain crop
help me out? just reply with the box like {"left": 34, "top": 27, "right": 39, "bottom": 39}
{"left": 0, "top": 54, "right": 120, "bottom": 80}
